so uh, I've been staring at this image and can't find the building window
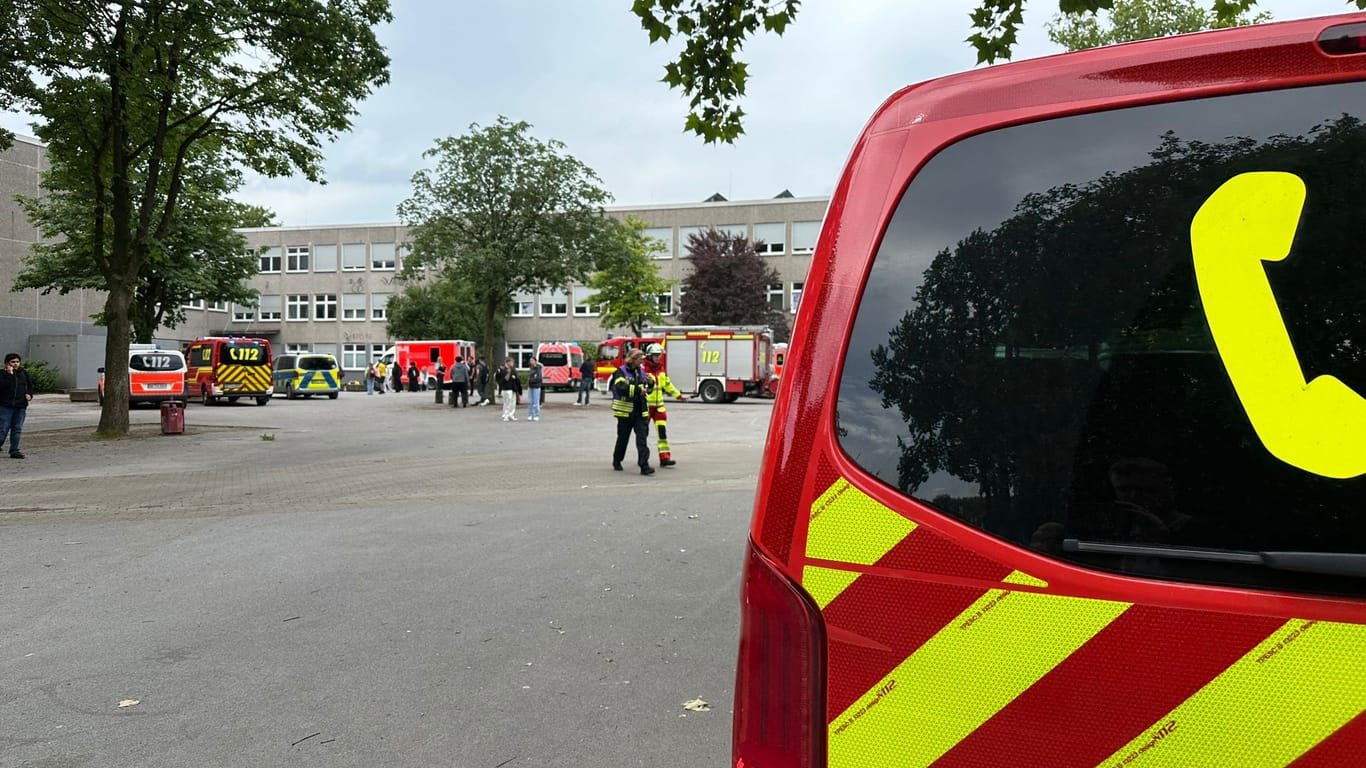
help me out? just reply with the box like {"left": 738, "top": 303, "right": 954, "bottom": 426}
{"left": 753, "top": 222, "right": 786, "bottom": 254}
{"left": 182, "top": 298, "right": 205, "bottom": 309}
{"left": 286, "top": 343, "right": 310, "bottom": 354}
{"left": 371, "top": 293, "right": 390, "bottom": 320}
{"left": 767, "top": 282, "right": 785, "bottom": 312}
{"left": 313, "top": 343, "right": 337, "bottom": 360}
{"left": 342, "top": 293, "right": 366, "bottom": 321}
{"left": 508, "top": 343, "right": 534, "bottom": 369}
{"left": 258, "top": 294, "right": 282, "bottom": 320}
{"left": 510, "top": 291, "right": 534, "bottom": 317}
{"left": 231, "top": 303, "right": 256, "bottom": 322}
{"left": 539, "top": 289, "right": 567, "bottom": 317}
{"left": 371, "top": 242, "right": 396, "bottom": 271}
{"left": 208, "top": 300, "right": 228, "bottom": 312}
{"left": 314, "top": 244, "right": 338, "bottom": 273}
{"left": 656, "top": 292, "right": 673, "bottom": 316}
{"left": 343, "top": 243, "right": 367, "bottom": 271}
{"left": 791, "top": 282, "right": 804, "bottom": 313}
{"left": 572, "top": 286, "right": 600, "bottom": 316}
{"left": 259, "top": 247, "right": 281, "bottom": 273}
{"left": 286, "top": 294, "right": 309, "bottom": 321}
{"left": 314, "top": 293, "right": 337, "bottom": 320}
{"left": 286, "top": 245, "right": 310, "bottom": 272}
{"left": 791, "top": 221, "right": 820, "bottom": 254}
{"left": 343, "top": 343, "right": 368, "bottom": 370}
{"left": 643, "top": 227, "right": 673, "bottom": 259}
{"left": 370, "top": 343, "right": 387, "bottom": 363}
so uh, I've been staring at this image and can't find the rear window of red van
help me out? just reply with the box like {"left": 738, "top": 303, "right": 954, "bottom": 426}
{"left": 835, "top": 81, "right": 1366, "bottom": 593}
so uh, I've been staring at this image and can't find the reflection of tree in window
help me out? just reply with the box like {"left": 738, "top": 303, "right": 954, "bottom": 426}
{"left": 864, "top": 115, "right": 1366, "bottom": 568}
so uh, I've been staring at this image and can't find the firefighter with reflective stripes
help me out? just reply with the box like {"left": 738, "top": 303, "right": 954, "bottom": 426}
{"left": 610, "top": 348, "right": 655, "bottom": 475}
{"left": 643, "top": 343, "right": 687, "bottom": 467}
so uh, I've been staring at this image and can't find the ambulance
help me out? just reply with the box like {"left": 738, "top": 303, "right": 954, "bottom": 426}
{"left": 534, "top": 341, "right": 585, "bottom": 392}
{"left": 735, "top": 14, "right": 1366, "bottom": 768}
{"left": 97, "top": 344, "right": 187, "bottom": 407}
{"left": 380, "top": 340, "right": 477, "bottom": 389}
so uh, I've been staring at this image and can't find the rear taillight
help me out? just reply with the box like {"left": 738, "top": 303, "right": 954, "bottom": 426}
{"left": 1318, "top": 22, "right": 1366, "bottom": 56}
{"left": 733, "top": 540, "right": 825, "bottom": 768}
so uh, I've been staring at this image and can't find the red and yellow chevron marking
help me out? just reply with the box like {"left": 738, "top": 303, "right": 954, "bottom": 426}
{"left": 802, "top": 475, "right": 1366, "bottom": 768}
{"left": 217, "top": 364, "right": 271, "bottom": 393}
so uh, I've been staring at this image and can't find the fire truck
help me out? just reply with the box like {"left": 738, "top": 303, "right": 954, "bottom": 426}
{"left": 594, "top": 335, "right": 661, "bottom": 390}
{"left": 380, "top": 340, "right": 477, "bottom": 389}
{"left": 596, "top": 326, "right": 777, "bottom": 403}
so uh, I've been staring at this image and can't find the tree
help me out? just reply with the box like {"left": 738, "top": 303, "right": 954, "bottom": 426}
{"left": 386, "top": 270, "right": 486, "bottom": 342}
{"left": 1047, "top": 0, "right": 1270, "bottom": 50}
{"left": 15, "top": 140, "right": 265, "bottom": 343}
{"left": 676, "top": 228, "right": 789, "bottom": 340}
{"left": 632, "top": 0, "right": 1365, "bottom": 143}
{"left": 397, "top": 116, "right": 615, "bottom": 400}
{"left": 1, "top": 1, "right": 391, "bottom": 435}
{"left": 588, "top": 217, "right": 674, "bottom": 336}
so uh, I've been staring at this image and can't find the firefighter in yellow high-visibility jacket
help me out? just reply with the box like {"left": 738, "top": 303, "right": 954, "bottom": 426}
{"left": 643, "top": 343, "right": 688, "bottom": 467}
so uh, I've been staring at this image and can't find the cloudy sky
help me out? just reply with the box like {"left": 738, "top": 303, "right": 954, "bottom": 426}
{"left": 1, "top": 0, "right": 1357, "bottom": 226}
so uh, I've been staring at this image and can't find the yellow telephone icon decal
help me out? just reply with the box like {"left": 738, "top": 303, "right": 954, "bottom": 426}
{"left": 1191, "top": 171, "right": 1366, "bottom": 479}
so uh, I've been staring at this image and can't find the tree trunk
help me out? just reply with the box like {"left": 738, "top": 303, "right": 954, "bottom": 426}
{"left": 480, "top": 295, "right": 499, "bottom": 403}
{"left": 97, "top": 282, "right": 134, "bottom": 435}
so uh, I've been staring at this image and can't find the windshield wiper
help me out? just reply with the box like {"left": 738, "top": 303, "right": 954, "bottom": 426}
{"left": 1062, "top": 539, "right": 1366, "bottom": 579}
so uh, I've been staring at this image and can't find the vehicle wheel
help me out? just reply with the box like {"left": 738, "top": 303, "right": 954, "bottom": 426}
{"left": 286, "top": 384, "right": 296, "bottom": 400}
{"left": 201, "top": 388, "right": 212, "bottom": 406}
{"left": 328, "top": 392, "right": 339, "bottom": 400}
{"left": 724, "top": 393, "right": 740, "bottom": 403}
{"left": 96, "top": 386, "right": 104, "bottom": 406}
{"left": 256, "top": 396, "right": 270, "bottom": 406}
{"left": 700, "top": 380, "right": 725, "bottom": 404}
{"left": 229, "top": 396, "right": 240, "bottom": 403}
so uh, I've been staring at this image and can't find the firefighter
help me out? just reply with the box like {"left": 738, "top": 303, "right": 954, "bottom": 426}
{"left": 610, "top": 349, "right": 655, "bottom": 475}
{"left": 642, "top": 343, "right": 687, "bottom": 467}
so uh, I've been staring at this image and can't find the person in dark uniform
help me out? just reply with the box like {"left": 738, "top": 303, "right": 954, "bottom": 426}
{"left": 610, "top": 349, "right": 654, "bottom": 475}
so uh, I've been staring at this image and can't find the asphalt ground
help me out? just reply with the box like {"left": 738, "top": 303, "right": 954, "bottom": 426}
{"left": 0, "top": 388, "right": 774, "bottom": 767}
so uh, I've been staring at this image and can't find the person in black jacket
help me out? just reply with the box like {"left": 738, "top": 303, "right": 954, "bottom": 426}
{"left": 0, "top": 353, "right": 34, "bottom": 458}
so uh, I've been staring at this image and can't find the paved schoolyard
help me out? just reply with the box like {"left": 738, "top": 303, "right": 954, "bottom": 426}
{"left": 3, "top": 389, "right": 773, "bottom": 524}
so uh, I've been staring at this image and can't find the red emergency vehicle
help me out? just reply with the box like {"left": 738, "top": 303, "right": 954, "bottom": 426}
{"left": 594, "top": 335, "right": 661, "bottom": 389}
{"left": 186, "top": 336, "right": 273, "bottom": 405}
{"left": 382, "top": 340, "right": 477, "bottom": 389}
{"left": 736, "top": 14, "right": 1366, "bottom": 768}
{"left": 97, "top": 344, "right": 187, "bottom": 407}
{"left": 535, "top": 341, "right": 585, "bottom": 391}
{"left": 652, "top": 326, "right": 775, "bottom": 402}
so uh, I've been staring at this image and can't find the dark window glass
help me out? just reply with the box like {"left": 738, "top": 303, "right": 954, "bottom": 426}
{"left": 539, "top": 352, "right": 569, "bottom": 367}
{"left": 129, "top": 353, "right": 185, "bottom": 372}
{"left": 299, "top": 356, "right": 336, "bottom": 370}
{"left": 222, "top": 342, "right": 268, "bottom": 366}
{"left": 836, "top": 82, "right": 1366, "bottom": 594}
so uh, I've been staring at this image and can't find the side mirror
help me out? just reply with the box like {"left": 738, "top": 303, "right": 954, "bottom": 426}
{"left": 97, "top": 367, "right": 105, "bottom": 373}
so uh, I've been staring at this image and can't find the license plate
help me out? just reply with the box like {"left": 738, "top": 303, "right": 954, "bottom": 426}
{"left": 223, "top": 382, "right": 241, "bottom": 390}
{"left": 144, "top": 383, "right": 172, "bottom": 390}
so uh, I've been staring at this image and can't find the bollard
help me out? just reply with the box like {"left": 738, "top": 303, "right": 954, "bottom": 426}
{"left": 434, "top": 381, "right": 444, "bottom": 405}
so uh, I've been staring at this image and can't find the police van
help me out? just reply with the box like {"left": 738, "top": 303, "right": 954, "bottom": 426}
{"left": 272, "top": 353, "right": 341, "bottom": 399}
{"left": 735, "top": 14, "right": 1366, "bottom": 768}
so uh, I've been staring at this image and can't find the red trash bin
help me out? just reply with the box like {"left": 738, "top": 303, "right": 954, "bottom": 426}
{"left": 160, "top": 401, "right": 184, "bottom": 435}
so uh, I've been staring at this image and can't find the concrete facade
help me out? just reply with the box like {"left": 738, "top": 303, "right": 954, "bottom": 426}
{"left": 171, "top": 195, "right": 828, "bottom": 373}
{"left": 1, "top": 128, "right": 826, "bottom": 381}
{"left": 0, "top": 135, "right": 108, "bottom": 383}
